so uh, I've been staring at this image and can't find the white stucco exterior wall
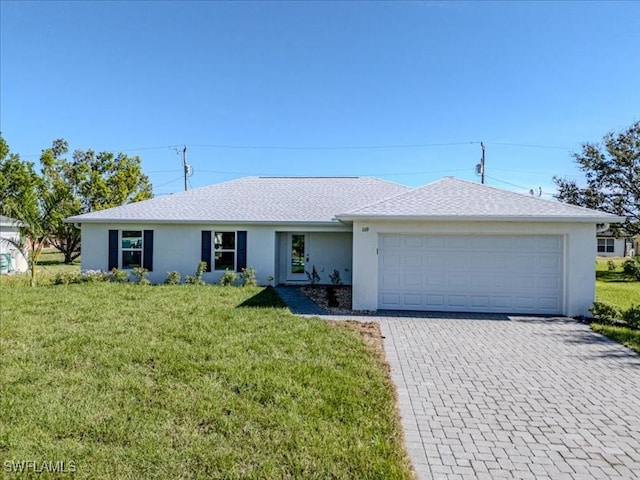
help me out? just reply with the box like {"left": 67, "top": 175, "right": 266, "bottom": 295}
{"left": 80, "top": 223, "right": 351, "bottom": 286}
{"left": 81, "top": 223, "right": 278, "bottom": 284}
{"left": 352, "top": 220, "right": 598, "bottom": 317}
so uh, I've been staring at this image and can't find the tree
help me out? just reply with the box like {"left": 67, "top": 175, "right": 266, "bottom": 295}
{"left": 39, "top": 141, "right": 153, "bottom": 263}
{"left": 0, "top": 137, "right": 57, "bottom": 286}
{"left": 554, "top": 121, "right": 640, "bottom": 235}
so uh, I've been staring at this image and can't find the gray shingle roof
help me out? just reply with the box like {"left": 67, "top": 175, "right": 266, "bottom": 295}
{"left": 66, "top": 176, "right": 411, "bottom": 224}
{"left": 338, "top": 177, "right": 624, "bottom": 222}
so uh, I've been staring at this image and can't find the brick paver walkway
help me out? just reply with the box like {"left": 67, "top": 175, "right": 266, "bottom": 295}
{"left": 378, "top": 316, "right": 640, "bottom": 480}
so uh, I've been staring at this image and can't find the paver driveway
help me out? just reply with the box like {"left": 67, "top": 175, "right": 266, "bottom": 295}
{"left": 377, "top": 315, "right": 640, "bottom": 480}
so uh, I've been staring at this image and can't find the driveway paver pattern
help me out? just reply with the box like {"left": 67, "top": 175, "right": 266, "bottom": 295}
{"left": 377, "top": 316, "right": 640, "bottom": 480}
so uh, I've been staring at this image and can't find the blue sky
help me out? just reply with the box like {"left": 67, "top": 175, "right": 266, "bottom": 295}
{"left": 1, "top": 1, "right": 638, "bottom": 197}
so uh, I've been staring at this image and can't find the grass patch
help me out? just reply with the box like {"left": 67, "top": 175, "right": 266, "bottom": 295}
{"left": 0, "top": 283, "right": 412, "bottom": 479}
{"left": 595, "top": 257, "right": 640, "bottom": 310}
{"left": 591, "top": 323, "right": 640, "bottom": 354}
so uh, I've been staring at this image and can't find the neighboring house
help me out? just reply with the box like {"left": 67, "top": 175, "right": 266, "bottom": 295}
{"left": 596, "top": 228, "right": 633, "bottom": 257}
{"left": 0, "top": 215, "right": 28, "bottom": 274}
{"left": 66, "top": 176, "right": 624, "bottom": 317}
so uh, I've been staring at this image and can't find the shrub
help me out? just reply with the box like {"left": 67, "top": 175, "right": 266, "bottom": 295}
{"left": 131, "top": 267, "right": 150, "bottom": 285}
{"left": 607, "top": 259, "right": 617, "bottom": 271}
{"left": 219, "top": 269, "right": 237, "bottom": 286}
{"left": 329, "top": 269, "right": 343, "bottom": 285}
{"left": 110, "top": 268, "right": 129, "bottom": 283}
{"left": 622, "top": 258, "right": 640, "bottom": 280}
{"left": 589, "top": 301, "right": 621, "bottom": 324}
{"left": 326, "top": 285, "right": 339, "bottom": 308}
{"left": 241, "top": 267, "right": 258, "bottom": 287}
{"left": 622, "top": 305, "right": 640, "bottom": 330}
{"left": 165, "top": 271, "right": 181, "bottom": 285}
{"left": 53, "top": 272, "right": 82, "bottom": 285}
{"left": 185, "top": 262, "right": 207, "bottom": 285}
{"left": 306, "top": 266, "right": 320, "bottom": 285}
{"left": 82, "top": 270, "right": 111, "bottom": 283}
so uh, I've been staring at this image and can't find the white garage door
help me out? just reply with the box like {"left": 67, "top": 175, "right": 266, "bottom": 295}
{"left": 378, "top": 234, "right": 564, "bottom": 314}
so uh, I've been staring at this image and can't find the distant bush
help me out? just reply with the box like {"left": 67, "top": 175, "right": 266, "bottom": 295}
{"left": 165, "top": 271, "right": 181, "bottom": 285}
{"left": 241, "top": 267, "right": 257, "bottom": 287}
{"left": 622, "top": 258, "right": 640, "bottom": 280}
{"left": 607, "top": 259, "right": 617, "bottom": 271}
{"left": 219, "top": 269, "right": 237, "bottom": 286}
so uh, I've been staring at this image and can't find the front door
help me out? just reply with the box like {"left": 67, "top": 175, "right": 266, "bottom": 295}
{"left": 287, "top": 233, "right": 308, "bottom": 281}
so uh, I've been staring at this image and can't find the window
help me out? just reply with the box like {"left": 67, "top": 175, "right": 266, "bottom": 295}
{"left": 122, "top": 230, "right": 143, "bottom": 269}
{"left": 597, "top": 238, "right": 615, "bottom": 253}
{"left": 214, "top": 232, "right": 235, "bottom": 270}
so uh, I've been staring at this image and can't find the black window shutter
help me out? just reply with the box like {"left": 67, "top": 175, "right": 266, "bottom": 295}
{"left": 201, "top": 230, "right": 212, "bottom": 272}
{"left": 108, "top": 230, "right": 119, "bottom": 270}
{"left": 143, "top": 230, "right": 154, "bottom": 272}
{"left": 236, "top": 231, "right": 247, "bottom": 272}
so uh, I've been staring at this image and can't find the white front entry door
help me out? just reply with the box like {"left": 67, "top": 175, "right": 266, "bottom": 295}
{"left": 287, "top": 233, "right": 308, "bottom": 281}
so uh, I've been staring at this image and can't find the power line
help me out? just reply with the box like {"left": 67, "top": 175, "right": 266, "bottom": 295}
{"left": 485, "top": 142, "right": 571, "bottom": 150}
{"left": 188, "top": 141, "right": 481, "bottom": 151}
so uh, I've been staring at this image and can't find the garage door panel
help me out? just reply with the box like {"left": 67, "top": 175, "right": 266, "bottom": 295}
{"left": 381, "top": 253, "right": 401, "bottom": 268}
{"left": 470, "top": 296, "right": 491, "bottom": 308}
{"left": 448, "top": 274, "right": 468, "bottom": 287}
{"left": 378, "top": 234, "right": 563, "bottom": 314}
{"left": 403, "top": 294, "right": 423, "bottom": 307}
{"left": 539, "top": 236, "right": 562, "bottom": 250}
{"left": 448, "top": 295, "right": 468, "bottom": 308}
{"left": 403, "top": 236, "right": 423, "bottom": 248}
{"left": 382, "top": 235, "right": 401, "bottom": 248}
{"left": 380, "top": 293, "right": 400, "bottom": 308}
{"left": 403, "top": 254, "right": 422, "bottom": 268}
{"left": 380, "top": 272, "right": 401, "bottom": 287}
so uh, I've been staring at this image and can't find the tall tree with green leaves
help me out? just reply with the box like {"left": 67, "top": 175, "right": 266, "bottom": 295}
{"left": 0, "top": 136, "right": 58, "bottom": 286}
{"left": 554, "top": 121, "right": 640, "bottom": 235}
{"left": 39, "top": 141, "right": 153, "bottom": 263}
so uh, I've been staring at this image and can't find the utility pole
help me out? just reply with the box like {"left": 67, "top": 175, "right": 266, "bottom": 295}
{"left": 480, "top": 142, "right": 486, "bottom": 184}
{"left": 182, "top": 146, "right": 188, "bottom": 191}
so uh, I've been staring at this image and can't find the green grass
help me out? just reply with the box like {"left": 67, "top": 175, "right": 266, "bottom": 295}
{"left": 592, "top": 257, "right": 640, "bottom": 356}
{"left": 0, "top": 248, "right": 80, "bottom": 288}
{"left": 595, "top": 257, "right": 640, "bottom": 310}
{"left": 0, "top": 283, "right": 413, "bottom": 479}
{"left": 591, "top": 323, "right": 640, "bottom": 354}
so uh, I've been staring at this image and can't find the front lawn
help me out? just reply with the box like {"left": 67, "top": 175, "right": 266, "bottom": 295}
{"left": 0, "top": 283, "right": 413, "bottom": 479}
{"left": 593, "top": 257, "right": 640, "bottom": 355}
{"left": 595, "top": 257, "right": 640, "bottom": 310}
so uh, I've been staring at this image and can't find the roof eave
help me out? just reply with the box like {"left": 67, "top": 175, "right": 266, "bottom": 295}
{"left": 335, "top": 214, "right": 627, "bottom": 223}
{"left": 65, "top": 217, "right": 347, "bottom": 227}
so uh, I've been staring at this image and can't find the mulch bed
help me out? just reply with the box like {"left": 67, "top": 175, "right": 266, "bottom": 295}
{"left": 300, "top": 285, "right": 353, "bottom": 314}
